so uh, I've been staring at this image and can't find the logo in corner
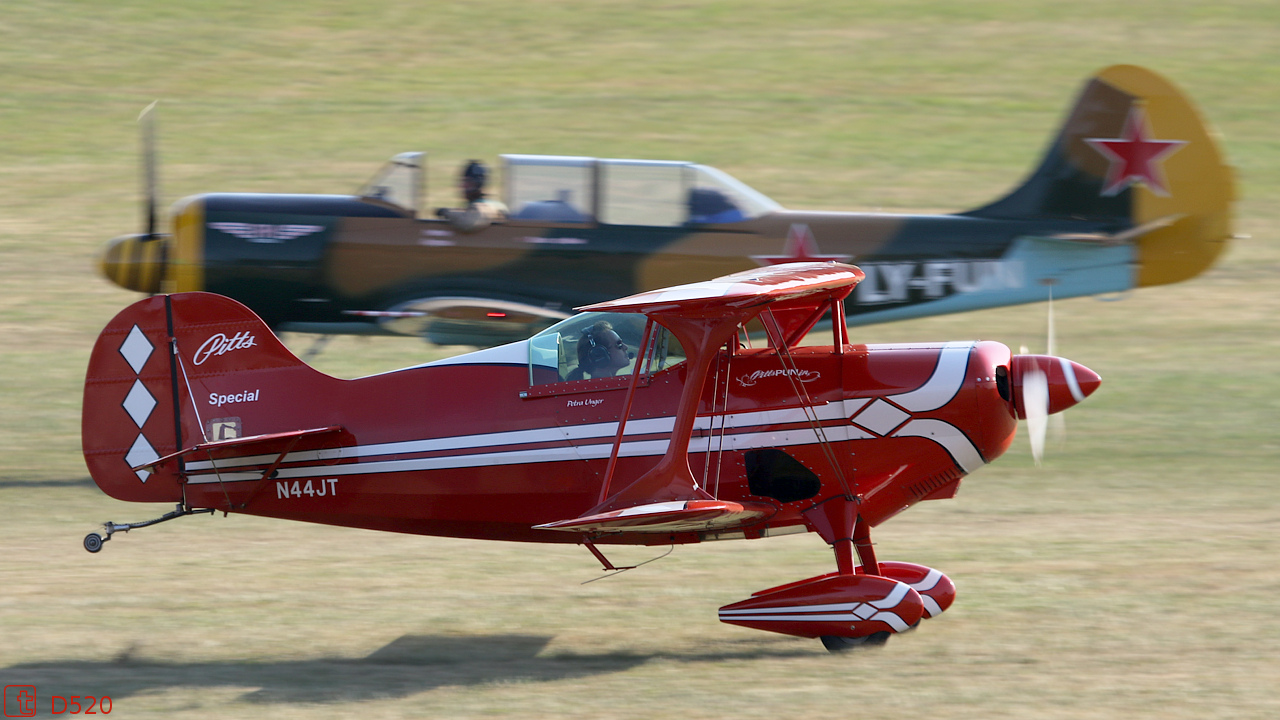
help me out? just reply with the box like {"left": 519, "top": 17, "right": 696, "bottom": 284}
{"left": 4, "top": 685, "right": 37, "bottom": 718}
{"left": 193, "top": 332, "right": 257, "bottom": 366}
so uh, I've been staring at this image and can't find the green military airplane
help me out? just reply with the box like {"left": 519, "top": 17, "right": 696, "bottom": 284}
{"left": 103, "top": 65, "right": 1233, "bottom": 346}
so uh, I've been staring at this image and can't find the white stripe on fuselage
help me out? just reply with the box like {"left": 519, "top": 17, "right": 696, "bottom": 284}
{"left": 184, "top": 400, "right": 876, "bottom": 484}
{"left": 184, "top": 399, "right": 872, "bottom": 473}
{"left": 182, "top": 344, "right": 987, "bottom": 486}
{"left": 886, "top": 341, "right": 974, "bottom": 412}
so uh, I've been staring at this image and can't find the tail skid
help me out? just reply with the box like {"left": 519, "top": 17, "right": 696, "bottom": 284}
{"left": 83, "top": 504, "right": 215, "bottom": 553}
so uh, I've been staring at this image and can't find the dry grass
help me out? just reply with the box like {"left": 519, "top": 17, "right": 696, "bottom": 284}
{"left": 3, "top": 1, "right": 1279, "bottom": 717}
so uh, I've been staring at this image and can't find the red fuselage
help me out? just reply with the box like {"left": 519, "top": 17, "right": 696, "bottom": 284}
{"left": 154, "top": 338, "right": 1018, "bottom": 544}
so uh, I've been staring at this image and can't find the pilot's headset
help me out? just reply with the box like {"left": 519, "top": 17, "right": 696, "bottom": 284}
{"left": 462, "top": 160, "right": 487, "bottom": 203}
{"left": 582, "top": 327, "right": 610, "bottom": 366}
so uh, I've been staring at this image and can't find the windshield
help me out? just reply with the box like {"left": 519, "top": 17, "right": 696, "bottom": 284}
{"left": 688, "top": 163, "right": 783, "bottom": 221}
{"left": 529, "top": 312, "right": 686, "bottom": 386}
{"left": 358, "top": 152, "right": 424, "bottom": 214}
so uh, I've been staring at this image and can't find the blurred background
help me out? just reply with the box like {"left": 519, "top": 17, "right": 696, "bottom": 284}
{"left": 2, "top": 2, "right": 1277, "bottom": 718}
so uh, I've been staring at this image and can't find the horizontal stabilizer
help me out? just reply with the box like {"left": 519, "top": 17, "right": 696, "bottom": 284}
{"left": 534, "top": 499, "right": 774, "bottom": 534}
{"left": 134, "top": 425, "right": 344, "bottom": 473}
{"left": 1042, "top": 214, "right": 1184, "bottom": 245}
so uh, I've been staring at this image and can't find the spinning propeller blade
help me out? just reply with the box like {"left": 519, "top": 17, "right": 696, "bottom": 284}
{"left": 1019, "top": 285, "right": 1067, "bottom": 463}
{"left": 1044, "top": 288, "right": 1067, "bottom": 450}
{"left": 1022, "top": 366, "right": 1049, "bottom": 465}
{"left": 1010, "top": 351, "right": 1100, "bottom": 464}
{"left": 139, "top": 101, "right": 160, "bottom": 240}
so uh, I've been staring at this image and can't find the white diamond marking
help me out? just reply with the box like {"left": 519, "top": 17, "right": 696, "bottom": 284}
{"left": 851, "top": 399, "right": 910, "bottom": 437}
{"left": 125, "top": 434, "right": 160, "bottom": 482}
{"left": 120, "top": 325, "right": 154, "bottom": 374}
{"left": 123, "top": 379, "right": 157, "bottom": 428}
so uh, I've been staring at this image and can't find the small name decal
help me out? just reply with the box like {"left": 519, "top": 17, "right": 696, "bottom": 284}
{"left": 208, "top": 390, "right": 259, "bottom": 408}
{"left": 567, "top": 398, "right": 605, "bottom": 408}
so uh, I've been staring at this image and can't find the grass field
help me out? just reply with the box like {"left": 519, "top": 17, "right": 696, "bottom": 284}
{"left": 3, "top": 1, "right": 1279, "bottom": 718}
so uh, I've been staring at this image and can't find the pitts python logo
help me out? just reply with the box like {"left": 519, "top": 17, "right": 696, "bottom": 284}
{"left": 193, "top": 332, "right": 257, "bottom": 365}
{"left": 737, "top": 368, "right": 821, "bottom": 387}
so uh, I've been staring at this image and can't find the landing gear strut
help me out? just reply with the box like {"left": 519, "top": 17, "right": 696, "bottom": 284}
{"left": 83, "top": 503, "right": 215, "bottom": 553}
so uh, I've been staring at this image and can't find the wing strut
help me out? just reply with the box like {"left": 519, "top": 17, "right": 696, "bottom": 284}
{"left": 536, "top": 305, "right": 774, "bottom": 534}
{"left": 594, "top": 319, "right": 656, "bottom": 505}
{"left": 760, "top": 306, "right": 854, "bottom": 499}
{"left": 536, "top": 262, "right": 864, "bottom": 535}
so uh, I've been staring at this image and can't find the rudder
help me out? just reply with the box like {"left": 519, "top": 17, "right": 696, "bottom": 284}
{"left": 83, "top": 292, "right": 326, "bottom": 503}
{"left": 966, "top": 65, "right": 1234, "bottom": 286}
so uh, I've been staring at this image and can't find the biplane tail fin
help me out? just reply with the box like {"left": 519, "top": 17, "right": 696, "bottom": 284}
{"left": 83, "top": 292, "right": 331, "bottom": 503}
{"left": 965, "top": 64, "right": 1235, "bottom": 287}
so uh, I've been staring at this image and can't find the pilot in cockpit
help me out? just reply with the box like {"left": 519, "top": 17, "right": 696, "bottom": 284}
{"left": 687, "top": 187, "right": 745, "bottom": 225}
{"left": 567, "top": 320, "right": 631, "bottom": 381}
{"left": 436, "top": 160, "right": 508, "bottom": 232}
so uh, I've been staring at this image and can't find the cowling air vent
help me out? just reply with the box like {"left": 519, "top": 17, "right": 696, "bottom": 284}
{"left": 745, "top": 448, "right": 821, "bottom": 504}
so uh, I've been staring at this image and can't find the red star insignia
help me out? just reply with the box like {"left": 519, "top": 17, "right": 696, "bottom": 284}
{"left": 1084, "top": 107, "right": 1187, "bottom": 197}
{"left": 751, "top": 224, "right": 851, "bottom": 266}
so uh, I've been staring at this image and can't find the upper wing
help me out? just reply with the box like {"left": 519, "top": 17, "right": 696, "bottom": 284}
{"left": 580, "top": 261, "right": 864, "bottom": 316}
{"left": 538, "top": 262, "right": 864, "bottom": 535}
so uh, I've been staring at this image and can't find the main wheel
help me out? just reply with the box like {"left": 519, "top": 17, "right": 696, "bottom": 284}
{"left": 820, "top": 631, "right": 890, "bottom": 653}
{"left": 83, "top": 532, "right": 104, "bottom": 553}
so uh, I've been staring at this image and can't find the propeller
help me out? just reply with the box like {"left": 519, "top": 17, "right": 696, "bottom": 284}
{"left": 100, "top": 102, "right": 167, "bottom": 294}
{"left": 1021, "top": 364, "right": 1048, "bottom": 464}
{"left": 139, "top": 101, "right": 160, "bottom": 241}
{"left": 1012, "top": 285, "right": 1100, "bottom": 464}
{"left": 1044, "top": 286, "right": 1067, "bottom": 451}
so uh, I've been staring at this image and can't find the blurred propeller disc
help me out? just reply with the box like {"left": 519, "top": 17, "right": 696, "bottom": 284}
{"left": 1045, "top": 287, "right": 1067, "bottom": 449}
{"left": 1023, "top": 366, "right": 1049, "bottom": 466}
{"left": 139, "top": 101, "right": 159, "bottom": 240}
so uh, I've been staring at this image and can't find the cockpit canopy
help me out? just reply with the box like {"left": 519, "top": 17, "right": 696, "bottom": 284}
{"left": 502, "top": 154, "right": 782, "bottom": 226}
{"left": 529, "top": 312, "right": 687, "bottom": 386}
{"left": 359, "top": 151, "right": 783, "bottom": 226}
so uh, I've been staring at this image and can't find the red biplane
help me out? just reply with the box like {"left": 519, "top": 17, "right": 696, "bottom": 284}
{"left": 82, "top": 262, "right": 1098, "bottom": 652}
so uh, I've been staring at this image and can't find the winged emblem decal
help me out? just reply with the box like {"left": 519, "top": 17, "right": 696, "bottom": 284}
{"left": 207, "top": 222, "right": 326, "bottom": 244}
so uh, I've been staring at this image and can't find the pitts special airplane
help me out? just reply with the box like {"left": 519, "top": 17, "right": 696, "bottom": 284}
{"left": 100, "top": 65, "right": 1233, "bottom": 347}
{"left": 82, "top": 262, "right": 1099, "bottom": 652}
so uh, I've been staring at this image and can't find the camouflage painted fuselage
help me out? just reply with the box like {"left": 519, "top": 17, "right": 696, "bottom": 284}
{"left": 103, "top": 66, "right": 1233, "bottom": 345}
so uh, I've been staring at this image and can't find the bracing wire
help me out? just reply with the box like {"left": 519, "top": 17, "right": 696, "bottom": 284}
{"left": 176, "top": 347, "right": 235, "bottom": 510}
{"left": 711, "top": 344, "right": 732, "bottom": 500}
{"left": 762, "top": 307, "right": 853, "bottom": 499}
